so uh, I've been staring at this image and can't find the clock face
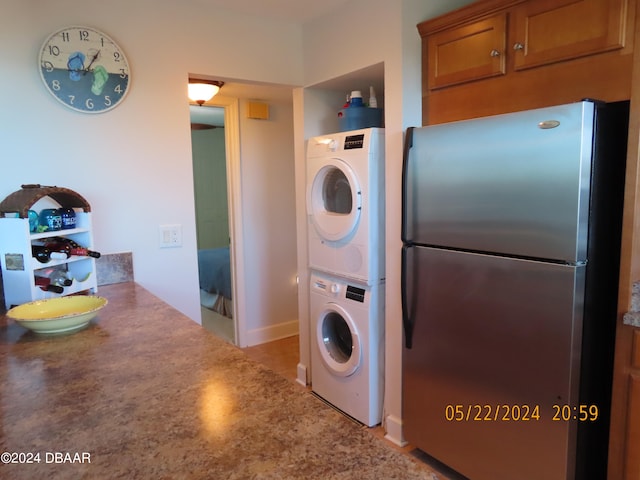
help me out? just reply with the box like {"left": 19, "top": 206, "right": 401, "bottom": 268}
{"left": 39, "top": 26, "right": 130, "bottom": 113}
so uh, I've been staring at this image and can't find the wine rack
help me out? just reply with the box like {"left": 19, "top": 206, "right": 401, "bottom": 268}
{"left": 0, "top": 185, "right": 98, "bottom": 309}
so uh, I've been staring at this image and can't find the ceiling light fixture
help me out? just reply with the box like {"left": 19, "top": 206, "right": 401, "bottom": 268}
{"left": 188, "top": 80, "right": 225, "bottom": 106}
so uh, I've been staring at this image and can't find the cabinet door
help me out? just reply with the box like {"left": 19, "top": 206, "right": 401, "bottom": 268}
{"left": 426, "top": 12, "right": 507, "bottom": 89}
{"left": 627, "top": 373, "right": 640, "bottom": 479}
{"left": 627, "top": 332, "right": 640, "bottom": 480}
{"left": 512, "top": 0, "right": 627, "bottom": 71}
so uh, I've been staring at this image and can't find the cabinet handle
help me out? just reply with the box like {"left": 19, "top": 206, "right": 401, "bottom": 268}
{"left": 513, "top": 42, "right": 525, "bottom": 51}
{"left": 490, "top": 49, "right": 501, "bottom": 57}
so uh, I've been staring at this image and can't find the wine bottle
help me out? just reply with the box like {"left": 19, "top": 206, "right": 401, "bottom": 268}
{"left": 42, "top": 241, "right": 72, "bottom": 258}
{"left": 32, "top": 245, "right": 67, "bottom": 263}
{"left": 50, "top": 237, "right": 101, "bottom": 258}
{"left": 36, "top": 267, "right": 73, "bottom": 287}
{"left": 34, "top": 276, "right": 64, "bottom": 294}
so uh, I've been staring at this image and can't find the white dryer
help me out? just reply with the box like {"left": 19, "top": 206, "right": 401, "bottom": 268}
{"left": 309, "top": 271, "right": 384, "bottom": 427}
{"left": 306, "top": 128, "right": 384, "bottom": 285}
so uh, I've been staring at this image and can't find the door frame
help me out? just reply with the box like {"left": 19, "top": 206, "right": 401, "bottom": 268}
{"left": 206, "top": 95, "right": 247, "bottom": 347}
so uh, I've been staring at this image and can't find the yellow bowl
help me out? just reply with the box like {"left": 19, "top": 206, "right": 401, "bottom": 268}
{"left": 7, "top": 296, "right": 108, "bottom": 335}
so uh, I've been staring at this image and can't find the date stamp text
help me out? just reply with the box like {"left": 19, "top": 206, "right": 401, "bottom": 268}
{"left": 444, "top": 404, "right": 599, "bottom": 422}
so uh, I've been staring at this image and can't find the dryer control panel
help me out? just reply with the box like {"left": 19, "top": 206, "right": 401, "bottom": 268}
{"left": 344, "top": 133, "right": 365, "bottom": 150}
{"left": 306, "top": 128, "right": 382, "bottom": 158}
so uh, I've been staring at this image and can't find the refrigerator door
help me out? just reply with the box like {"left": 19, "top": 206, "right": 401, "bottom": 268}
{"left": 402, "top": 246, "right": 584, "bottom": 480}
{"left": 403, "top": 102, "right": 594, "bottom": 263}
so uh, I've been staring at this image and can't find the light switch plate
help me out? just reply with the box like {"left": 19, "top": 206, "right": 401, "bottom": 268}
{"left": 159, "top": 224, "right": 182, "bottom": 248}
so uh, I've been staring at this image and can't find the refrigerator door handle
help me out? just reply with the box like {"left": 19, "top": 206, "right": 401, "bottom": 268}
{"left": 401, "top": 244, "right": 415, "bottom": 349}
{"left": 401, "top": 127, "right": 415, "bottom": 245}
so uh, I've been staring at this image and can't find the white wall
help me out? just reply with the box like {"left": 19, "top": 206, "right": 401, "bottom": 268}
{"left": 296, "top": 0, "right": 477, "bottom": 445}
{"left": 236, "top": 97, "right": 299, "bottom": 344}
{"left": 0, "top": 0, "right": 303, "bottom": 321}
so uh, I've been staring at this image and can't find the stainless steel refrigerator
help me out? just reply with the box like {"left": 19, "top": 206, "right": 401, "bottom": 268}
{"left": 401, "top": 100, "right": 629, "bottom": 480}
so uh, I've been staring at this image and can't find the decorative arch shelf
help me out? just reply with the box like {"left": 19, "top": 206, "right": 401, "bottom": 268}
{"left": 0, "top": 185, "right": 91, "bottom": 218}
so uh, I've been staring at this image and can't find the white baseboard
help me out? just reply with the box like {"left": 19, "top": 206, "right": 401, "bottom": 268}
{"left": 296, "top": 362, "right": 308, "bottom": 386}
{"left": 383, "top": 414, "right": 407, "bottom": 447}
{"left": 245, "top": 319, "right": 299, "bottom": 346}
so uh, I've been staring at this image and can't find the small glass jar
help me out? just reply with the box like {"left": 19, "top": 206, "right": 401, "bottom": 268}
{"left": 28, "top": 210, "right": 39, "bottom": 232}
{"left": 39, "top": 208, "right": 62, "bottom": 232}
{"left": 60, "top": 207, "right": 76, "bottom": 230}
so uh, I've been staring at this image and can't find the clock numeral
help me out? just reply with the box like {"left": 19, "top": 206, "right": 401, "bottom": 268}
{"left": 104, "top": 96, "right": 112, "bottom": 107}
{"left": 118, "top": 69, "right": 127, "bottom": 79}
{"left": 42, "top": 61, "right": 54, "bottom": 73}
{"left": 79, "top": 30, "right": 90, "bottom": 41}
{"left": 114, "top": 84, "right": 123, "bottom": 94}
{"left": 61, "top": 32, "right": 70, "bottom": 42}
{"left": 51, "top": 80, "right": 61, "bottom": 91}
{"left": 68, "top": 95, "right": 76, "bottom": 105}
{"left": 48, "top": 45, "right": 61, "bottom": 56}
{"left": 85, "top": 98, "right": 95, "bottom": 109}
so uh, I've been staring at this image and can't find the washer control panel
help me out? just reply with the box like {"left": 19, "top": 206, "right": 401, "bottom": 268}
{"left": 345, "top": 285, "right": 365, "bottom": 303}
{"left": 311, "top": 273, "right": 367, "bottom": 303}
{"left": 312, "top": 276, "right": 340, "bottom": 298}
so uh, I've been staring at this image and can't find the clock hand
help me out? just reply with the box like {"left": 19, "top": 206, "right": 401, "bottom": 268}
{"left": 83, "top": 50, "right": 101, "bottom": 75}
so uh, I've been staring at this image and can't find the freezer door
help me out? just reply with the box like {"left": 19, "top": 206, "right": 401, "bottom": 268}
{"left": 402, "top": 246, "right": 584, "bottom": 480}
{"left": 403, "top": 102, "right": 594, "bottom": 262}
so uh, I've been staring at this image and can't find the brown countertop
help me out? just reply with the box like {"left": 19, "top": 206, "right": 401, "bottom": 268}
{"left": 0, "top": 282, "right": 434, "bottom": 480}
{"left": 623, "top": 282, "right": 640, "bottom": 327}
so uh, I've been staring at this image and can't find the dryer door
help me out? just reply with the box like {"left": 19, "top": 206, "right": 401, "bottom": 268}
{"left": 307, "top": 158, "right": 361, "bottom": 242}
{"left": 316, "top": 303, "right": 362, "bottom": 377}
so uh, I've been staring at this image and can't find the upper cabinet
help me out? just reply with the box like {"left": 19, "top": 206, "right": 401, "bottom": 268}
{"left": 419, "top": 0, "right": 634, "bottom": 124}
{"left": 427, "top": 12, "right": 507, "bottom": 89}
{"left": 511, "top": 0, "right": 628, "bottom": 70}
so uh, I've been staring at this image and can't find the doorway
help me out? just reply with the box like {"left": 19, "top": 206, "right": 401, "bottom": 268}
{"left": 190, "top": 101, "right": 242, "bottom": 345}
{"left": 189, "top": 80, "right": 298, "bottom": 349}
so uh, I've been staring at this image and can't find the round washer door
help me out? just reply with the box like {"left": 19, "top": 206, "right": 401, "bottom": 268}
{"left": 307, "top": 158, "right": 361, "bottom": 242}
{"left": 316, "top": 303, "right": 361, "bottom": 377}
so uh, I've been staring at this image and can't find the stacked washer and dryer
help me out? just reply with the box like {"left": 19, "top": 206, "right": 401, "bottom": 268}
{"left": 306, "top": 127, "right": 385, "bottom": 427}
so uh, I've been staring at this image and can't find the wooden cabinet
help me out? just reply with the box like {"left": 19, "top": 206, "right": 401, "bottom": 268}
{"left": 628, "top": 375, "right": 640, "bottom": 479}
{"left": 419, "top": 0, "right": 634, "bottom": 124}
{"left": 427, "top": 12, "right": 507, "bottom": 89}
{"left": 511, "top": 0, "right": 628, "bottom": 71}
{"left": 626, "top": 331, "right": 640, "bottom": 479}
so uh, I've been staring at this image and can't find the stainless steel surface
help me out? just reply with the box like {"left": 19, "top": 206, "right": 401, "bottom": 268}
{"left": 402, "top": 247, "right": 582, "bottom": 480}
{"left": 404, "top": 102, "right": 594, "bottom": 263}
{"left": 400, "top": 101, "right": 630, "bottom": 480}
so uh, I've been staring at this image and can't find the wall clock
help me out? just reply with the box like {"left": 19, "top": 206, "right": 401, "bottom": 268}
{"left": 39, "top": 26, "right": 130, "bottom": 113}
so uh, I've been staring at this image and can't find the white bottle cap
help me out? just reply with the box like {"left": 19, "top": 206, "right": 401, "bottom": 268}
{"left": 350, "top": 90, "right": 362, "bottom": 98}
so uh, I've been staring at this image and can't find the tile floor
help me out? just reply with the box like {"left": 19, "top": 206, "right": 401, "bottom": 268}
{"left": 200, "top": 306, "right": 235, "bottom": 344}
{"left": 238, "top": 334, "right": 465, "bottom": 480}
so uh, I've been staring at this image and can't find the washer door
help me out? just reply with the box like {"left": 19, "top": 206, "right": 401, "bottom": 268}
{"left": 308, "top": 158, "right": 361, "bottom": 242}
{"left": 316, "top": 303, "right": 361, "bottom": 377}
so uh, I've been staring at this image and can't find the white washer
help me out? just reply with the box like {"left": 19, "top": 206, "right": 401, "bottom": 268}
{"left": 309, "top": 270, "right": 385, "bottom": 427}
{"left": 306, "top": 128, "right": 384, "bottom": 285}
